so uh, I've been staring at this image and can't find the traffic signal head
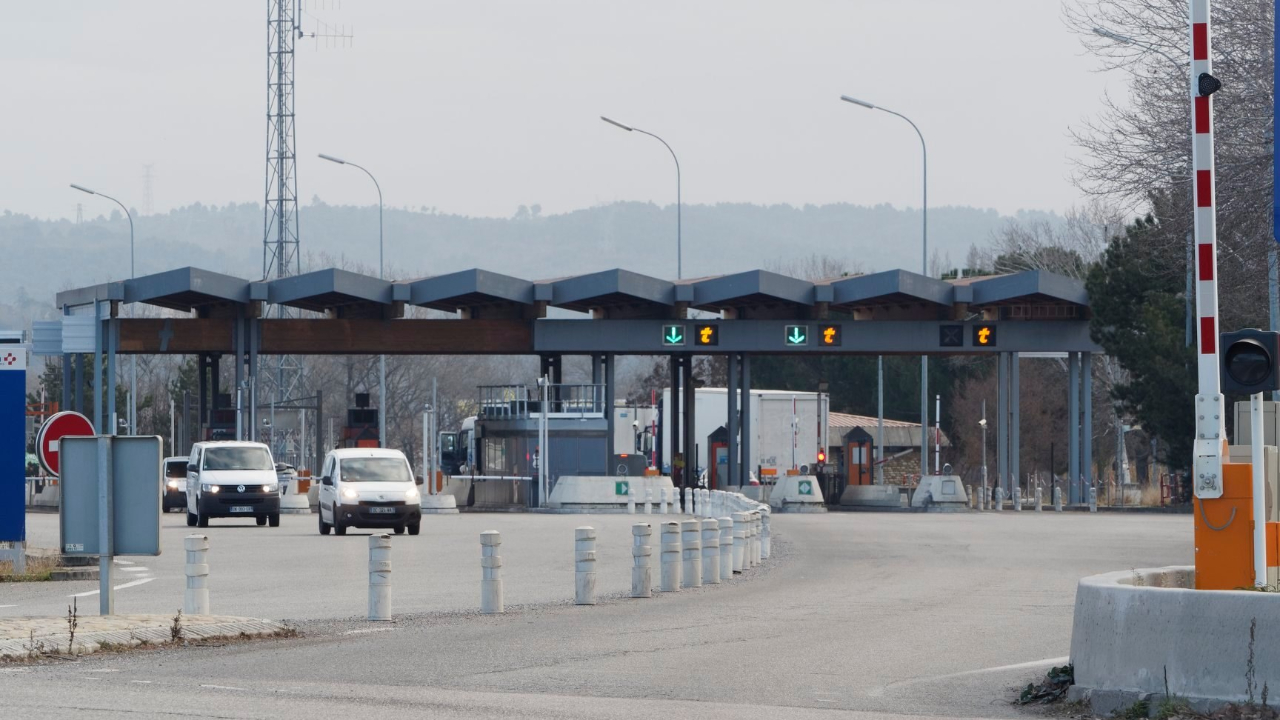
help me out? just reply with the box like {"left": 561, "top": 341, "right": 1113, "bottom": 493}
{"left": 695, "top": 324, "right": 719, "bottom": 346}
{"left": 1220, "top": 329, "right": 1280, "bottom": 395}
{"left": 819, "top": 325, "right": 842, "bottom": 346}
{"left": 816, "top": 450, "right": 827, "bottom": 463}
{"left": 973, "top": 324, "right": 997, "bottom": 347}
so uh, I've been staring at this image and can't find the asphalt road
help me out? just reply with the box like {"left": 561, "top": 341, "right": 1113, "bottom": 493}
{"left": 1, "top": 510, "right": 1189, "bottom": 719}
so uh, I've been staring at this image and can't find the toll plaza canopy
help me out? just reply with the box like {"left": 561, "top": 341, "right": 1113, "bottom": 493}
{"left": 46, "top": 266, "right": 1100, "bottom": 357}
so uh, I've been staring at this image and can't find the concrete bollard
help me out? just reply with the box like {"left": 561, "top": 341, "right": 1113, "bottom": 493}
{"left": 752, "top": 512, "right": 762, "bottom": 566}
{"left": 967, "top": 485, "right": 974, "bottom": 509}
{"left": 701, "top": 518, "right": 720, "bottom": 585}
{"left": 660, "top": 488, "right": 669, "bottom": 515}
{"left": 731, "top": 512, "right": 747, "bottom": 572}
{"left": 1089, "top": 486, "right": 1098, "bottom": 513}
{"left": 368, "top": 533, "right": 392, "bottom": 621}
{"left": 183, "top": 534, "right": 210, "bottom": 616}
{"left": 575, "top": 526, "right": 597, "bottom": 605}
{"left": 980, "top": 487, "right": 987, "bottom": 511}
{"left": 680, "top": 519, "right": 702, "bottom": 589}
{"left": 631, "top": 523, "right": 652, "bottom": 598}
{"left": 645, "top": 488, "right": 653, "bottom": 514}
{"left": 480, "top": 530, "right": 504, "bottom": 614}
{"left": 1012, "top": 487, "right": 1022, "bottom": 512}
{"left": 993, "top": 487, "right": 1004, "bottom": 512}
{"left": 627, "top": 487, "right": 635, "bottom": 515}
{"left": 660, "top": 522, "right": 681, "bottom": 592}
{"left": 1053, "top": 486, "right": 1063, "bottom": 512}
{"left": 718, "top": 516, "right": 733, "bottom": 580}
{"left": 1035, "top": 485, "right": 1043, "bottom": 512}
{"left": 761, "top": 508, "right": 771, "bottom": 559}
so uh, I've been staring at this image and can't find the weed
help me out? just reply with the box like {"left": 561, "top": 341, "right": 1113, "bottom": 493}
{"left": 1018, "top": 664, "right": 1074, "bottom": 705}
{"left": 170, "top": 610, "right": 184, "bottom": 642}
{"left": 1247, "top": 618, "right": 1258, "bottom": 705}
{"left": 1118, "top": 699, "right": 1150, "bottom": 719}
{"left": 65, "top": 598, "right": 78, "bottom": 656}
{"left": 0, "top": 556, "right": 59, "bottom": 582}
{"left": 1155, "top": 696, "right": 1190, "bottom": 719}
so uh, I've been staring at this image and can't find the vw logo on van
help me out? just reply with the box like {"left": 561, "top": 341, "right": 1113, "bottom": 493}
{"left": 237, "top": 484, "right": 246, "bottom": 493}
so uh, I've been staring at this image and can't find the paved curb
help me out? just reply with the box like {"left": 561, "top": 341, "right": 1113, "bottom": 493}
{"left": 0, "top": 614, "right": 286, "bottom": 659}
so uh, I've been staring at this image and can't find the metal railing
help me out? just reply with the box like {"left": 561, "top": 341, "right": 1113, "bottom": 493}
{"left": 476, "top": 384, "right": 607, "bottom": 419}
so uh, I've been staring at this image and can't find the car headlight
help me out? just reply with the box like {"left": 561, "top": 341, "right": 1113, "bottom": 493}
{"left": 262, "top": 484, "right": 278, "bottom": 493}
{"left": 341, "top": 487, "right": 359, "bottom": 500}
{"left": 166, "top": 480, "right": 180, "bottom": 489}
{"left": 405, "top": 487, "right": 419, "bottom": 500}
{"left": 202, "top": 484, "right": 220, "bottom": 494}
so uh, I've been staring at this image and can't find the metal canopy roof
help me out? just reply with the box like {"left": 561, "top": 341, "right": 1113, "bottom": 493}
{"left": 691, "top": 270, "right": 819, "bottom": 315}
{"left": 269, "top": 269, "right": 404, "bottom": 314}
{"left": 549, "top": 269, "right": 688, "bottom": 317}
{"left": 123, "top": 267, "right": 260, "bottom": 312}
{"left": 56, "top": 266, "right": 1090, "bottom": 319}
{"left": 826, "top": 270, "right": 954, "bottom": 310}
{"left": 968, "top": 270, "right": 1089, "bottom": 307}
{"left": 407, "top": 269, "right": 534, "bottom": 314}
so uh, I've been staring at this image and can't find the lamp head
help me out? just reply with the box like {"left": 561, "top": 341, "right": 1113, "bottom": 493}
{"left": 600, "top": 116, "right": 634, "bottom": 132}
{"left": 840, "top": 95, "right": 876, "bottom": 110}
{"left": 70, "top": 184, "right": 96, "bottom": 196}
{"left": 318, "top": 153, "right": 347, "bottom": 165}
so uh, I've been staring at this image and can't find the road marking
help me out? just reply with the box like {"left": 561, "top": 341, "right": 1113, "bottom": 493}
{"left": 341, "top": 627, "right": 398, "bottom": 636}
{"left": 0, "top": 605, "right": 17, "bottom": 609}
{"left": 201, "top": 684, "right": 247, "bottom": 691}
{"left": 130, "top": 680, "right": 152, "bottom": 684}
{"left": 114, "top": 560, "right": 135, "bottom": 566}
{"left": 69, "top": 577, "right": 156, "bottom": 597}
{"left": 870, "top": 656, "right": 1070, "bottom": 696}
{"left": 120, "top": 567, "right": 148, "bottom": 573}
{"left": 85, "top": 669, "right": 120, "bottom": 673}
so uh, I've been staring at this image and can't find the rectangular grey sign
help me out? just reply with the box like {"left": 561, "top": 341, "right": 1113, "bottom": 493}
{"left": 60, "top": 436, "right": 162, "bottom": 556}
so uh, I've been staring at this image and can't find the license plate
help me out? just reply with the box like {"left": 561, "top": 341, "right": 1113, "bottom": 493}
{"left": 369, "top": 506, "right": 396, "bottom": 514}
{"left": 230, "top": 506, "right": 253, "bottom": 513}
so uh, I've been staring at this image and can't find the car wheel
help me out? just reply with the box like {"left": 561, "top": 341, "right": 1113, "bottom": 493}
{"left": 318, "top": 513, "right": 331, "bottom": 535}
{"left": 268, "top": 513, "right": 280, "bottom": 528}
{"left": 186, "top": 511, "right": 197, "bottom": 527}
{"left": 394, "top": 524, "right": 405, "bottom": 535}
{"left": 407, "top": 522, "right": 420, "bottom": 536}
{"left": 256, "top": 516, "right": 267, "bottom": 526}
{"left": 197, "top": 512, "right": 209, "bottom": 528}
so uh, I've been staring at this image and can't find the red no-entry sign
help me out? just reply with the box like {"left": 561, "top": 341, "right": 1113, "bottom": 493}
{"left": 37, "top": 411, "right": 95, "bottom": 477}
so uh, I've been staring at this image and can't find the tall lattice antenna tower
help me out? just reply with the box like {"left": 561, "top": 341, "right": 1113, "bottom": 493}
{"left": 259, "top": 0, "right": 350, "bottom": 463}
{"left": 75, "top": 203, "right": 83, "bottom": 224}
{"left": 141, "top": 164, "right": 155, "bottom": 215}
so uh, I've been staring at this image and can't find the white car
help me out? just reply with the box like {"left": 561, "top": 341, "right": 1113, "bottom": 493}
{"left": 185, "top": 441, "right": 282, "bottom": 528}
{"left": 318, "top": 448, "right": 423, "bottom": 536}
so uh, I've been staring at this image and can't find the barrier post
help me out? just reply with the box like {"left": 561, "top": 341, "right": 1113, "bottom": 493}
{"left": 1054, "top": 486, "right": 1063, "bottom": 512}
{"left": 718, "top": 516, "right": 733, "bottom": 580}
{"left": 680, "top": 519, "right": 702, "bottom": 588}
{"left": 731, "top": 512, "right": 747, "bottom": 572}
{"left": 480, "top": 530, "right": 503, "bottom": 614}
{"left": 183, "top": 534, "right": 210, "bottom": 616}
{"left": 368, "top": 534, "right": 392, "bottom": 621}
{"left": 1035, "top": 485, "right": 1043, "bottom": 512}
{"left": 627, "top": 487, "right": 635, "bottom": 515}
{"left": 631, "top": 523, "right": 652, "bottom": 598}
{"left": 575, "top": 526, "right": 596, "bottom": 605}
{"left": 659, "top": 521, "right": 681, "bottom": 592}
{"left": 1012, "top": 487, "right": 1022, "bottom": 512}
{"left": 701, "top": 518, "right": 720, "bottom": 584}
{"left": 645, "top": 488, "right": 653, "bottom": 515}
{"left": 761, "top": 508, "right": 771, "bottom": 559}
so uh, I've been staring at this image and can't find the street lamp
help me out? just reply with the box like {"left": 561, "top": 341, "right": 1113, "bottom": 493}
{"left": 318, "top": 153, "right": 387, "bottom": 449}
{"left": 839, "top": 95, "right": 930, "bottom": 480}
{"left": 600, "top": 116, "right": 682, "bottom": 279}
{"left": 71, "top": 183, "right": 136, "bottom": 435}
{"left": 979, "top": 406, "right": 989, "bottom": 509}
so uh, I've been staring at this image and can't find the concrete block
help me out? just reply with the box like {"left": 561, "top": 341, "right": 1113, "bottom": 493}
{"left": 768, "top": 475, "right": 826, "bottom": 512}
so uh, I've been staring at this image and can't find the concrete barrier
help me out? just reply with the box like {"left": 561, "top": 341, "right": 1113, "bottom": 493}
{"left": 660, "top": 488, "right": 669, "bottom": 515}
{"left": 1035, "top": 485, "right": 1043, "bottom": 512}
{"left": 768, "top": 475, "right": 827, "bottom": 512}
{"left": 183, "top": 535, "right": 209, "bottom": 616}
{"left": 838, "top": 484, "right": 899, "bottom": 508}
{"left": 1069, "top": 566, "right": 1280, "bottom": 714}
{"left": 1089, "top": 486, "right": 1098, "bottom": 513}
{"left": 993, "top": 487, "right": 1004, "bottom": 512}
{"left": 1054, "top": 486, "right": 1063, "bottom": 512}
{"left": 911, "top": 475, "right": 969, "bottom": 511}
{"left": 631, "top": 523, "right": 652, "bottom": 598}
{"left": 645, "top": 488, "right": 653, "bottom": 515}
{"left": 1012, "top": 487, "right": 1022, "bottom": 512}
{"left": 659, "top": 522, "right": 681, "bottom": 592}
{"left": 574, "top": 527, "right": 596, "bottom": 605}
{"left": 25, "top": 477, "right": 60, "bottom": 510}
{"left": 548, "top": 475, "right": 674, "bottom": 512}
{"left": 368, "top": 534, "right": 392, "bottom": 621}
{"left": 761, "top": 509, "right": 771, "bottom": 559}
{"left": 279, "top": 471, "right": 310, "bottom": 515}
{"left": 420, "top": 494, "right": 459, "bottom": 514}
{"left": 480, "top": 531, "right": 503, "bottom": 614}
{"left": 627, "top": 487, "right": 635, "bottom": 515}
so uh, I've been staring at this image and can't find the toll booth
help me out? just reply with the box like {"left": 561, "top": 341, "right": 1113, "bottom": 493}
{"left": 206, "top": 392, "right": 235, "bottom": 441}
{"left": 342, "top": 393, "right": 380, "bottom": 448}
{"left": 843, "top": 427, "right": 874, "bottom": 487}
{"left": 707, "top": 426, "right": 729, "bottom": 490}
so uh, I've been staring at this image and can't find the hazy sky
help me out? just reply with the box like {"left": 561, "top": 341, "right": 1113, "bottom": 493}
{"left": 5, "top": 1, "right": 1116, "bottom": 222}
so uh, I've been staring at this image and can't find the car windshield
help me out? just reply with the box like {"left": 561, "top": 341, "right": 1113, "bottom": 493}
{"left": 202, "top": 447, "right": 274, "bottom": 472}
{"left": 340, "top": 457, "right": 412, "bottom": 483}
{"left": 165, "top": 461, "right": 187, "bottom": 478}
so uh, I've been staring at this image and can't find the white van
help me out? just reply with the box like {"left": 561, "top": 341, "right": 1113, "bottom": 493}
{"left": 318, "top": 448, "right": 422, "bottom": 535}
{"left": 185, "top": 441, "right": 282, "bottom": 528}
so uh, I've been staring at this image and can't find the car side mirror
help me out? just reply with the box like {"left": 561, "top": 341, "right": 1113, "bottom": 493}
{"left": 415, "top": 476, "right": 425, "bottom": 486}
{"left": 321, "top": 476, "right": 333, "bottom": 486}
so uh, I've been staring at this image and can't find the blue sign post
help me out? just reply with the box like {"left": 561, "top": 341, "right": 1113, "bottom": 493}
{"left": 0, "top": 344, "right": 27, "bottom": 555}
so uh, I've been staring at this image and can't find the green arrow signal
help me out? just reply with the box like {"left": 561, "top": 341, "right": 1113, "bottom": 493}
{"left": 663, "top": 326, "right": 685, "bottom": 345}
{"left": 786, "top": 326, "right": 807, "bottom": 345}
